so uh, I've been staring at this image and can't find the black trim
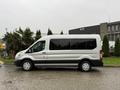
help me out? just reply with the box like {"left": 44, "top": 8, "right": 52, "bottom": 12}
{"left": 14, "top": 60, "right": 22, "bottom": 67}
{"left": 33, "top": 60, "right": 79, "bottom": 64}
{"left": 14, "top": 59, "right": 103, "bottom": 67}
{"left": 91, "top": 60, "right": 103, "bottom": 67}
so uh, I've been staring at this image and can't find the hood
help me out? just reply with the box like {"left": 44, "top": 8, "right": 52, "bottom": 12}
{"left": 15, "top": 50, "right": 26, "bottom": 60}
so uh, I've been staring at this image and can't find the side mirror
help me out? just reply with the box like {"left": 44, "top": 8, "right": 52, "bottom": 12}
{"left": 26, "top": 49, "right": 32, "bottom": 53}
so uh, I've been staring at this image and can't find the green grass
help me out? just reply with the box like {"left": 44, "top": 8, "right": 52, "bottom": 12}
{"left": 103, "top": 57, "right": 120, "bottom": 66}
{"left": 0, "top": 57, "right": 14, "bottom": 64}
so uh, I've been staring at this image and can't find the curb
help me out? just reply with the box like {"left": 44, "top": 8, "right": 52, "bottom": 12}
{"left": 104, "top": 66, "right": 120, "bottom": 67}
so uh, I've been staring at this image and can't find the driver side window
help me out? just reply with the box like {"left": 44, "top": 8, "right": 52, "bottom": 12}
{"left": 27, "top": 41, "right": 45, "bottom": 53}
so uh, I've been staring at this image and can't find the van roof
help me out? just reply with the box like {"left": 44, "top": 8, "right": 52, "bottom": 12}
{"left": 39, "top": 34, "right": 101, "bottom": 41}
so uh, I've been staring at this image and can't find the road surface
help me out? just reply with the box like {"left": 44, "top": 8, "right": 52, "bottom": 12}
{"left": 0, "top": 65, "right": 120, "bottom": 90}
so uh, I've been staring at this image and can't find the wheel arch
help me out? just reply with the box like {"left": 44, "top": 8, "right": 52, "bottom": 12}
{"left": 20, "top": 58, "right": 33, "bottom": 66}
{"left": 78, "top": 58, "right": 92, "bottom": 72}
{"left": 78, "top": 58, "right": 91, "bottom": 66}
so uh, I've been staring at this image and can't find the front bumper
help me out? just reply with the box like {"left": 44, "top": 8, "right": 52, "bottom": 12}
{"left": 14, "top": 60, "right": 22, "bottom": 67}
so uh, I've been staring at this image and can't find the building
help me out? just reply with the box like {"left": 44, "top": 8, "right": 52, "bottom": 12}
{"left": 69, "top": 25, "right": 100, "bottom": 34}
{"left": 107, "top": 21, "right": 120, "bottom": 41}
{"left": 69, "top": 21, "right": 120, "bottom": 41}
{"left": 0, "top": 39, "right": 5, "bottom": 50}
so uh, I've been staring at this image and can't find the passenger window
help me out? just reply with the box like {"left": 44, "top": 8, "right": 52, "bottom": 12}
{"left": 50, "top": 39, "right": 70, "bottom": 50}
{"left": 70, "top": 39, "right": 96, "bottom": 50}
{"left": 50, "top": 39, "right": 96, "bottom": 50}
{"left": 26, "top": 41, "right": 45, "bottom": 53}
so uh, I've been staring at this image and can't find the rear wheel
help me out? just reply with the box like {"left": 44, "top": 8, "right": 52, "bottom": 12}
{"left": 79, "top": 61, "right": 91, "bottom": 72}
{"left": 22, "top": 60, "right": 33, "bottom": 71}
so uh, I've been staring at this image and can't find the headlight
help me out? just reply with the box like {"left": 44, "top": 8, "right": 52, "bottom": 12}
{"left": 15, "top": 52, "right": 22, "bottom": 60}
{"left": 15, "top": 50, "right": 26, "bottom": 60}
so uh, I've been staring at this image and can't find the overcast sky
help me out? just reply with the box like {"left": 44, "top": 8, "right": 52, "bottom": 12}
{"left": 0, "top": 0, "right": 120, "bottom": 38}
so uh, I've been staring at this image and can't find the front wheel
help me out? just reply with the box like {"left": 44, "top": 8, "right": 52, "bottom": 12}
{"left": 22, "top": 60, "right": 33, "bottom": 71}
{"left": 79, "top": 61, "right": 91, "bottom": 72}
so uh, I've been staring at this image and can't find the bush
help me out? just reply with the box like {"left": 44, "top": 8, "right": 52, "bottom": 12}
{"left": 114, "top": 38, "right": 120, "bottom": 56}
{"left": 102, "top": 35, "right": 109, "bottom": 57}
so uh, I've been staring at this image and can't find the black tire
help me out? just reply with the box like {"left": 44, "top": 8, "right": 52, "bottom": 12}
{"left": 79, "top": 61, "right": 91, "bottom": 72}
{"left": 22, "top": 60, "right": 34, "bottom": 71}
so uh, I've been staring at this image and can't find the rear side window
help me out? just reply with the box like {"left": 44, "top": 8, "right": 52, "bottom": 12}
{"left": 50, "top": 39, "right": 70, "bottom": 50}
{"left": 70, "top": 39, "right": 96, "bottom": 49}
{"left": 50, "top": 39, "right": 96, "bottom": 50}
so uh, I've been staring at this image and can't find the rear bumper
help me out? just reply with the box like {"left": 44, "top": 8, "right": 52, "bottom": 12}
{"left": 91, "top": 60, "right": 103, "bottom": 67}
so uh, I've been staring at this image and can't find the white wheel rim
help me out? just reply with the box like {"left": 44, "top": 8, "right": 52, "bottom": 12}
{"left": 82, "top": 63, "right": 90, "bottom": 71}
{"left": 23, "top": 62, "right": 31, "bottom": 70}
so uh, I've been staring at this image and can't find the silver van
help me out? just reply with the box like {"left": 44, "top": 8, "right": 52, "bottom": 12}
{"left": 14, "top": 35, "right": 103, "bottom": 72}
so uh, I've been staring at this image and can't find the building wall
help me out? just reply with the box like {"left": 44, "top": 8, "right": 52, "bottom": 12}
{"left": 0, "top": 43, "right": 5, "bottom": 50}
{"left": 107, "top": 21, "right": 120, "bottom": 41}
{"left": 69, "top": 25, "right": 100, "bottom": 34}
{"left": 69, "top": 21, "right": 120, "bottom": 41}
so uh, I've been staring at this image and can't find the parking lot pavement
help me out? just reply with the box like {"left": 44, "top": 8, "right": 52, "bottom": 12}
{"left": 0, "top": 65, "right": 120, "bottom": 90}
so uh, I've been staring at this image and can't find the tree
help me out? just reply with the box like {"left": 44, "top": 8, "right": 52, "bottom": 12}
{"left": 21, "top": 28, "right": 34, "bottom": 49}
{"left": 3, "top": 32, "right": 14, "bottom": 56}
{"left": 35, "top": 30, "right": 41, "bottom": 41}
{"left": 12, "top": 32, "right": 23, "bottom": 54}
{"left": 102, "top": 35, "right": 109, "bottom": 57}
{"left": 47, "top": 28, "right": 53, "bottom": 35}
{"left": 60, "top": 31, "right": 63, "bottom": 35}
{"left": 3, "top": 27, "right": 34, "bottom": 57}
{"left": 114, "top": 38, "right": 120, "bottom": 56}
{"left": 16, "top": 27, "right": 26, "bottom": 46}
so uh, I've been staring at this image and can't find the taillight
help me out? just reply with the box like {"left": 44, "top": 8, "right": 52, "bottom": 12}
{"left": 100, "top": 50, "right": 103, "bottom": 61}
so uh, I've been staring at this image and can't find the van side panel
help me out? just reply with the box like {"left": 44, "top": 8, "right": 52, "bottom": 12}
{"left": 46, "top": 37, "right": 101, "bottom": 61}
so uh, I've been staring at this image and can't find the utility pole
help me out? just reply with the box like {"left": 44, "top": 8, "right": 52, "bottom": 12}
{"left": 5, "top": 28, "right": 8, "bottom": 33}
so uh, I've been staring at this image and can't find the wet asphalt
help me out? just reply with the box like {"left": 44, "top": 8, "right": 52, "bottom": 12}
{"left": 0, "top": 65, "right": 120, "bottom": 90}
